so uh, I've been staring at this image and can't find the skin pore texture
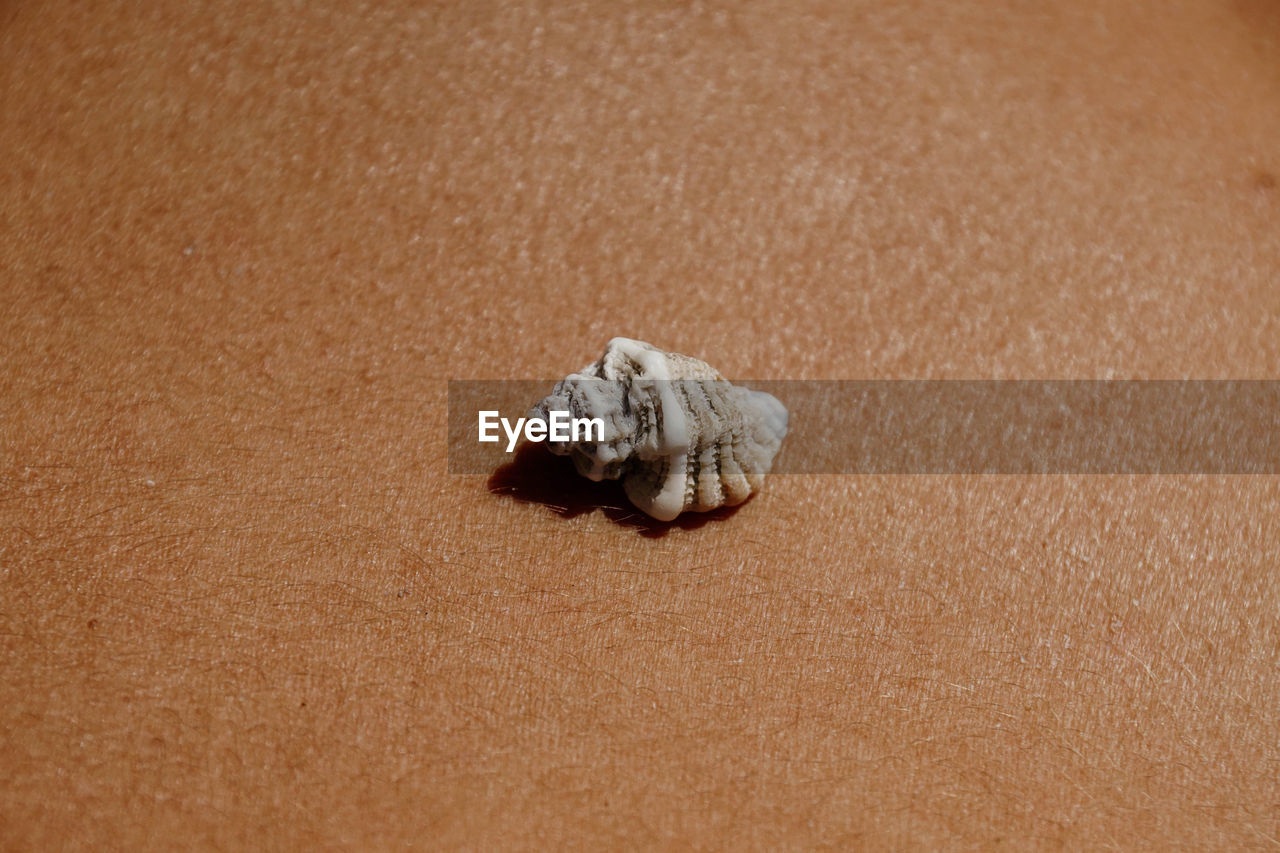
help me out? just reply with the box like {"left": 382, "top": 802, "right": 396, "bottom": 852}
{"left": 2, "top": 0, "right": 1278, "bottom": 849}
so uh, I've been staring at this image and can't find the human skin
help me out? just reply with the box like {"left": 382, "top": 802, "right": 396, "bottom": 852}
{"left": 2, "top": 0, "right": 1278, "bottom": 848}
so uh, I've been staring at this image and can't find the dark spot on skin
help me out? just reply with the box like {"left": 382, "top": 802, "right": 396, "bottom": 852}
{"left": 1256, "top": 171, "right": 1277, "bottom": 191}
{"left": 87, "top": 619, "right": 97, "bottom": 630}
{"left": 487, "top": 442, "right": 743, "bottom": 539}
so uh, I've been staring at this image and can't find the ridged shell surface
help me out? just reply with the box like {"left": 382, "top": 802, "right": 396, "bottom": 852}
{"left": 528, "top": 338, "right": 788, "bottom": 521}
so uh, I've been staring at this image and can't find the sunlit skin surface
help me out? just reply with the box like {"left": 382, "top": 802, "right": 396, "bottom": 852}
{"left": 2, "top": 1, "right": 1278, "bottom": 847}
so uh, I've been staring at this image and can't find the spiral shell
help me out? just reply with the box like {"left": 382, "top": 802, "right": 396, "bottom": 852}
{"left": 528, "top": 338, "right": 788, "bottom": 521}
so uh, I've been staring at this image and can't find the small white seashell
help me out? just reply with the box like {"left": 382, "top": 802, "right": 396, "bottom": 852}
{"left": 528, "top": 337, "right": 788, "bottom": 521}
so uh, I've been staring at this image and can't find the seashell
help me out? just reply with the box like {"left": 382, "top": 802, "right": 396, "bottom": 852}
{"left": 528, "top": 337, "right": 788, "bottom": 521}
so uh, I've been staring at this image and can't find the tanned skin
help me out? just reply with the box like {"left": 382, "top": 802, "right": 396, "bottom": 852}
{"left": 2, "top": 1, "right": 1278, "bottom": 848}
